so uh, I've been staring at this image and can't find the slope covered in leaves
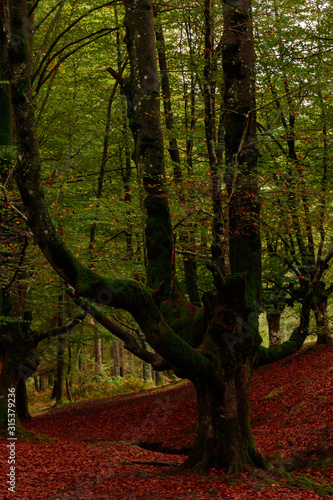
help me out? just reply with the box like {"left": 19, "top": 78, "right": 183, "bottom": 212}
{"left": 1, "top": 343, "right": 332, "bottom": 499}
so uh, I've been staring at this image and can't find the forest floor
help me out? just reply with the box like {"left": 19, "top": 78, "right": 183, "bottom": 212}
{"left": 1, "top": 343, "right": 333, "bottom": 499}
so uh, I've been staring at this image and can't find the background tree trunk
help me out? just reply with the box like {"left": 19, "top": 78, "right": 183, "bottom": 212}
{"left": 94, "top": 330, "right": 103, "bottom": 373}
{"left": 54, "top": 337, "right": 65, "bottom": 405}
{"left": 16, "top": 376, "right": 31, "bottom": 420}
{"left": 267, "top": 312, "right": 282, "bottom": 347}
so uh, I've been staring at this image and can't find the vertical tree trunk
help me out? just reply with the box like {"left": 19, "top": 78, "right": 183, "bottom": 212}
{"left": 155, "top": 19, "right": 182, "bottom": 182}
{"left": 142, "top": 362, "right": 151, "bottom": 382}
{"left": 203, "top": 0, "right": 222, "bottom": 245}
{"left": 183, "top": 17, "right": 196, "bottom": 173}
{"left": 154, "top": 370, "right": 164, "bottom": 387}
{"left": 54, "top": 293, "right": 66, "bottom": 405}
{"left": 314, "top": 298, "right": 331, "bottom": 345}
{"left": 94, "top": 329, "right": 103, "bottom": 373}
{"left": 66, "top": 344, "right": 72, "bottom": 401}
{"left": 16, "top": 376, "right": 31, "bottom": 420}
{"left": 40, "top": 374, "right": 48, "bottom": 392}
{"left": 0, "top": 345, "right": 20, "bottom": 428}
{"left": 142, "top": 340, "right": 152, "bottom": 381}
{"left": 119, "top": 341, "right": 125, "bottom": 377}
{"left": 0, "top": 0, "right": 11, "bottom": 145}
{"left": 123, "top": 0, "right": 173, "bottom": 294}
{"left": 180, "top": 0, "right": 263, "bottom": 472}
{"left": 112, "top": 340, "right": 125, "bottom": 377}
{"left": 267, "top": 313, "right": 282, "bottom": 347}
{"left": 111, "top": 341, "right": 120, "bottom": 376}
{"left": 54, "top": 337, "right": 65, "bottom": 405}
{"left": 183, "top": 364, "right": 263, "bottom": 472}
{"left": 183, "top": 253, "right": 201, "bottom": 306}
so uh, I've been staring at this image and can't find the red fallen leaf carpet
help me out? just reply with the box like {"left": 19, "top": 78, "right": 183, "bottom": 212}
{"left": 1, "top": 343, "right": 333, "bottom": 499}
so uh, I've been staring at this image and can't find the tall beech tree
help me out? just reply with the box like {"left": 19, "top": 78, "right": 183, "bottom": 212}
{"left": 3, "top": 0, "right": 331, "bottom": 472}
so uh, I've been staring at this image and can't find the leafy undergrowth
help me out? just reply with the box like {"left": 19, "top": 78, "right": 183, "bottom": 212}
{"left": 0, "top": 343, "right": 332, "bottom": 499}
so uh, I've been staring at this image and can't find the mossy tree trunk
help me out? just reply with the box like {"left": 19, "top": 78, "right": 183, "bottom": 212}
{"left": 123, "top": 0, "right": 173, "bottom": 294}
{"left": 184, "top": 365, "right": 264, "bottom": 472}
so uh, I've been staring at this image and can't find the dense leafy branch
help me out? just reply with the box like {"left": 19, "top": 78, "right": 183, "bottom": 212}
{"left": 31, "top": 1, "right": 120, "bottom": 84}
{"left": 34, "top": 28, "right": 118, "bottom": 93}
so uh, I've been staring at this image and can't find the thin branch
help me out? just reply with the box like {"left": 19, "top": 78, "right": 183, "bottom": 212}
{"left": 34, "top": 28, "right": 118, "bottom": 93}
{"left": 35, "top": 310, "right": 88, "bottom": 343}
{"left": 32, "top": 1, "right": 120, "bottom": 83}
{"left": 3, "top": 236, "right": 29, "bottom": 291}
{"left": 0, "top": 184, "right": 27, "bottom": 221}
{"left": 32, "top": 1, "right": 64, "bottom": 30}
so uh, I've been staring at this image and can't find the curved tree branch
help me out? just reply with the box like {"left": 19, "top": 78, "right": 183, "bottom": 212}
{"left": 70, "top": 294, "right": 169, "bottom": 370}
{"left": 34, "top": 28, "right": 118, "bottom": 94}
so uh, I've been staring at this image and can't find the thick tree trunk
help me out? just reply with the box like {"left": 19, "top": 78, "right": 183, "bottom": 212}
{"left": 184, "top": 364, "right": 263, "bottom": 472}
{"left": 119, "top": 341, "right": 125, "bottom": 377}
{"left": 0, "top": 286, "right": 35, "bottom": 428}
{"left": 123, "top": 0, "right": 173, "bottom": 294}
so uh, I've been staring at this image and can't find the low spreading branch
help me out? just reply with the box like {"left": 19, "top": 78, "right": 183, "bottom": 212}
{"left": 69, "top": 294, "right": 170, "bottom": 371}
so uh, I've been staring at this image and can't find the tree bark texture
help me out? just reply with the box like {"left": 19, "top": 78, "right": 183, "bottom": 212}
{"left": 183, "top": 365, "right": 264, "bottom": 472}
{"left": 123, "top": 0, "right": 173, "bottom": 294}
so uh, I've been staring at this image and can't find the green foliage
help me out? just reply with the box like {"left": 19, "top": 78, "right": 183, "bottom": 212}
{"left": 27, "top": 372, "right": 154, "bottom": 408}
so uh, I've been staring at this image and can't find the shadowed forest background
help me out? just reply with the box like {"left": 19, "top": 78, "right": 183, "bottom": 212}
{"left": 0, "top": 0, "right": 333, "bottom": 496}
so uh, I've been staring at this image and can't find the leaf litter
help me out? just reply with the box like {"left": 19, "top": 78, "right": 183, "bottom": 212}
{"left": 1, "top": 343, "right": 332, "bottom": 499}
